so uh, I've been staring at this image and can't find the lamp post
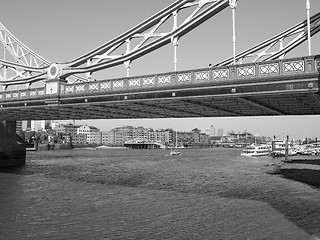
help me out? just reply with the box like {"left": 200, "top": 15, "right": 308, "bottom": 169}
{"left": 306, "top": 0, "right": 312, "bottom": 56}
{"left": 229, "top": 0, "right": 238, "bottom": 65}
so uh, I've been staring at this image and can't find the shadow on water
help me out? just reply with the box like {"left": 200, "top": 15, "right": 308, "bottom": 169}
{"left": 267, "top": 158, "right": 320, "bottom": 188}
{"left": 284, "top": 159, "right": 320, "bottom": 166}
{"left": 0, "top": 165, "right": 26, "bottom": 174}
{"left": 279, "top": 168, "right": 320, "bottom": 189}
{"left": 269, "top": 157, "right": 320, "bottom": 188}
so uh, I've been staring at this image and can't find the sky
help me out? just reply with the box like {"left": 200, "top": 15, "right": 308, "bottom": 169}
{"left": 1, "top": 0, "right": 320, "bottom": 139}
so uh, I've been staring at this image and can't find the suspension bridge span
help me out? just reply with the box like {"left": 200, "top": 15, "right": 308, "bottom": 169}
{"left": 0, "top": 0, "right": 320, "bottom": 166}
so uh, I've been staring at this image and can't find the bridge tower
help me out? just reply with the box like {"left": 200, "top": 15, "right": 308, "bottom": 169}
{"left": 0, "top": 121, "right": 26, "bottom": 167}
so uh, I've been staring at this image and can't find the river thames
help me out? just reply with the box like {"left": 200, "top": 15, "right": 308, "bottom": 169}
{"left": 0, "top": 147, "right": 319, "bottom": 239}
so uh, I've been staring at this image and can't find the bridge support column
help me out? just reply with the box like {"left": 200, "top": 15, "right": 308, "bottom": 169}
{"left": 306, "top": 0, "right": 312, "bottom": 56}
{"left": 229, "top": 0, "right": 238, "bottom": 65}
{"left": 0, "top": 121, "right": 26, "bottom": 167}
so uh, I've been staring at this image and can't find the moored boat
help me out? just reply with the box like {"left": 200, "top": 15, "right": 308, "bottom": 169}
{"left": 295, "top": 143, "right": 320, "bottom": 155}
{"left": 270, "top": 138, "right": 297, "bottom": 157}
{"left": 271, "top": 148, "right": 298, "bottom": 157}
{"left": 241, "top": 144, "right": 270, "bottom": 157}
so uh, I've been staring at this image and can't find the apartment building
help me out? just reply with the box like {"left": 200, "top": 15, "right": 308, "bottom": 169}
{"left": 50, "top": 124, "right": 210, "bottom": 146}
{"left": 78, "top": 125, "right": 101, "bottom": 144}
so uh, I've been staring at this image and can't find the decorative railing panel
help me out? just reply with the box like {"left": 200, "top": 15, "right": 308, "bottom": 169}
{"left": 177, "top": 73, "right": 191, "bottom": 83}
{"left": 237, "top": 65, "right": 255, "bottom": 77}
{"left": 113, "top": 80, "right": 124, "bottom": 90}
{"left": 158, "top": 75, "right": 171, "bottom": 85}
{"left": 100, "top": 82, "right": 111, "bottom": 91}
{"left": 194, "top": 71, "right": 209, "bottom": 81}
{"left": 89, "top": 83, "right": 99, "bottom": 92}
{"left": 38, "top": 90, "right": 45, "bottom": 96}
{"left": 259, "top": 63, "right": 279, "bottom": 75}
{"left": 212, "top": 68, "right": 229, "bottom": 79}
{"left": 283, "top": 60, "right": 304, "bottom": 73}
{"left": 65, "top": 85, "right": 74, "bottom": 94}
{"left": 75, "top": 84, "right": 85, "bottom": 93}
{"left": 29, "top": 90, "right": 38, "bottom": 97}
{"left": 128, "top": 78, "right": 141, "bottom": 89}
{"left": 315, "top": 59, "right": 320, "bottom": 70}
{"left": 142, "top": 76, "right": 156, "bottom": 87}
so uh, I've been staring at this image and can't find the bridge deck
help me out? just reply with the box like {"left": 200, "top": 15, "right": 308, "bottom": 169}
{"left": 0, "top": 56, "right": 319, "bottom": 120}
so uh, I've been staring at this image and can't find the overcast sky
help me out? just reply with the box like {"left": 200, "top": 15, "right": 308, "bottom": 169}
{"left": 1, "top": 0, "right": 320, "bottom": 139}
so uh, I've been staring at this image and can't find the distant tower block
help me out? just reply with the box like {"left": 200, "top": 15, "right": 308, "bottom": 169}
{"left": 210, "top": 125, "right": 216, "bottom": 136}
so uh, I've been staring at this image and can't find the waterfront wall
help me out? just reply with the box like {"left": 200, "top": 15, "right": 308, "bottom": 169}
{"left": 37, "top": 142, "right": 73, "bottom": 151}
{"left": 0, "top": 121, "right": 26, "bottom": 167}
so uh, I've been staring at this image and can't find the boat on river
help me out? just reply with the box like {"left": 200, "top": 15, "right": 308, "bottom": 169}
{"left": 170, "top": 149, "right": 181, "bottom": 155}
{"left": 271, "top": 148, "right": 298, "bottom": 157}
{"left": 170, "top": 130, "right": 181, "bottom": 155}
{"left": 270, "top": 139, "right": 298, "bottom": 157}
{"left": 241, "top": 144, "right": 270, "bottom": 157}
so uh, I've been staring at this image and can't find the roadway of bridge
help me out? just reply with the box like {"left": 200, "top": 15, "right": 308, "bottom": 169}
{"left": 0, "top": 56, "right": 319, "bottom": 121}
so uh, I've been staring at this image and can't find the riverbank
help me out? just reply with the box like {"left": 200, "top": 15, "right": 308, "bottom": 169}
{"left": 6, "top": 148, "right": 320, "bottom": 237}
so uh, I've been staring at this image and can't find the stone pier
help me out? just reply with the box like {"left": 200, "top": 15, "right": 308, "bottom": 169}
{"left": 0, "top": 121, "right": 26, "bottom": 167}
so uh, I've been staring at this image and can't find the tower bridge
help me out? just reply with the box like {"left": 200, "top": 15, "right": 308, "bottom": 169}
{"left": 0, "top": 0, "right": 320, "bottom": 166}
{"left": 0, "top": 55, "right": 319, "bottom": 120}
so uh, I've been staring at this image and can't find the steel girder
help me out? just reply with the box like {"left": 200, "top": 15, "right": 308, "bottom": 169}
{"left": 215, "top": 12, "right": 320, "bottom": 66}
{"left": 0, "top": 0, "right": 230, "bottom": 88}
{"left": 1, "top": 0, "right": 320, "bottom": 90}
{"left": 0, "top": 22, "right": 50, "bottom": 89}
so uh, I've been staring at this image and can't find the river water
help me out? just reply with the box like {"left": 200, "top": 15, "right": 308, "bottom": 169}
{"left": 0, "top": 148, "right": 319, "bottom": 239}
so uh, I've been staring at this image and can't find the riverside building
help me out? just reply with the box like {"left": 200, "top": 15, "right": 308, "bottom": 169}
{"left": 27, "top": 122, "right": 211, "bottom": 147}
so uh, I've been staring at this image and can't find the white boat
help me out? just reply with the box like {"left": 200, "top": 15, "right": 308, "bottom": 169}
{"left": 170, "top": 130, "right": 181, "bottom": 155}
{"left": 170, "top": 149, "right": 181, "bottom": 155}
{"left": 241, "top": 144, "right": 270, "bottom": 157}
{"left": 271, "top": 148, "right": 298, "bottom": 157}
{"left": 294, "top": 143, "right": 320, "bottom": 155}
{"left": 270, "top": 139, "right": 298, "bottom": 157}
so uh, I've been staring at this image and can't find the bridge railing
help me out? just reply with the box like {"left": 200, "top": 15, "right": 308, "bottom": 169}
{"left": 0, "top": 87, "right": 46, "bottom": 101}
{"left": 0, "top": 55, "right": 319, "bottom": 102}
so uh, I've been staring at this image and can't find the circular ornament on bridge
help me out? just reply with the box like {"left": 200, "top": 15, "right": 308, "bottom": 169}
{"left": 48, "top": 63, "right": 60, "bottom": 80}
